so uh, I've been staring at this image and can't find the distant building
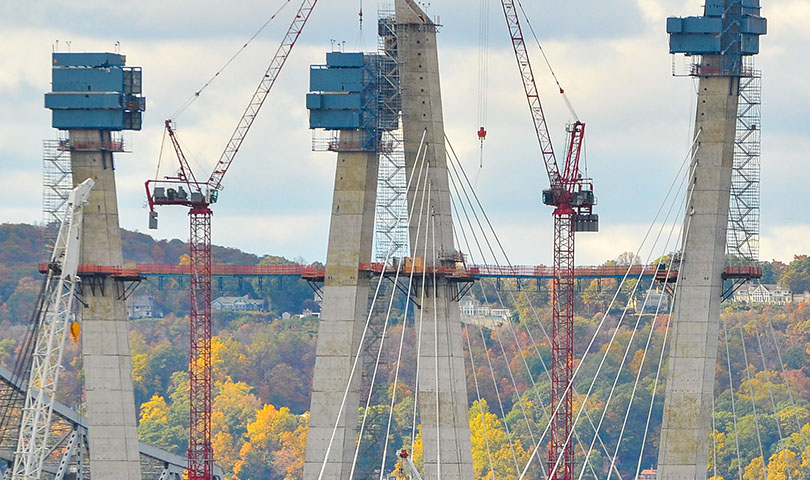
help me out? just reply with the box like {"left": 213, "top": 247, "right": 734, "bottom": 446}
{"left": 631, "top": 289, "right": 671, "bottom": 313}
{"left": 126, "top": 295, "right": 161, "bottom": 320}
{"left": 459, "top": 297, "right": 511, "bottom": 328}
{"left": 302, "top": 308, "right": 320, "bottom": 318}
{"left": 733, "top": 283, "right": 793, "bottom": 305}
{"left": 212, "top": 295, "right": 265, "bottom": 312}
{"left": 638, "top": 469, "right": 656, "bottom": 480}
{"left": 281, "top": 312, "right": 292, "bottom": 320}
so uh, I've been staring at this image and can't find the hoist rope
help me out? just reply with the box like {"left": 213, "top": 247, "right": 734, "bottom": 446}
{"left": 170, "top": 0, "right": 293, "bottom": 120}
{"left": 515, "top": 0, "right": 579, "bottom": 121}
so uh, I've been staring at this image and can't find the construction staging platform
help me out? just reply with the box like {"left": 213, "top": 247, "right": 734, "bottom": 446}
{"left": 0, "top": 364, "right": 224, "bottom": 479}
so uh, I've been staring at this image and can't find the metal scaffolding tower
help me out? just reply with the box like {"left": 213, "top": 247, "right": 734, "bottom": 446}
{"left": 374, "top": 8, "right": 408, "bottom": 261}
{"left": 727, "top": 60, "right": 761, "bottom": 262}
{"left": 41, "top": 139, "right": 72, "bottom": 249}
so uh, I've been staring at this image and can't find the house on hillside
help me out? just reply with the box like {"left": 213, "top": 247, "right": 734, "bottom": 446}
{"left": 733, "top": 283, "right": 793, "bottom": 305}
{"left": 637, "top": 469, "right": 656, "bottom": 480}
{"left": 459, "top": 297, "right": 511, "bottom": 329}
{"left": 212, "top": 295, "right": 265, "bottom": 312}
{"left": 126, "top": 295, "right": 162, "bottom": 320}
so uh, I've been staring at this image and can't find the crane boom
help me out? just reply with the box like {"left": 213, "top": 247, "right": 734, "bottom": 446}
{"left": 207, "top": 0, "right": 318, "bottom": 191}
{"left": 12, "top": 179, "right": 94, "bottom": 480}
{"left": 498, "top": 0, "right": 562, "bottom": 189}
{"left": 144, "top": 3, "right": 320, "bottom": 479}
{"left": 498, "top": 3, "right": 596, "bottom": 480}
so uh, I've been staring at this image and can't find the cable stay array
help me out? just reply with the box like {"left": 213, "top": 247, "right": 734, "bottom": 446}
{"left": 311, "top": 114, "right": 805, "bottom": 480}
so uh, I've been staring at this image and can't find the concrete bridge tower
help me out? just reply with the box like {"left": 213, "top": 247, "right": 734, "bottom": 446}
{"left": 657, "top": 3, "right": 766, "bottom": 480}
{"left": 303, "top": 2, "right": 474, "bottom": 478}
{"left": 395, "top": 2, "right": 475, "bottom": 479}
{"left": 45, "top": 52, "right": 146, "bottom": 479}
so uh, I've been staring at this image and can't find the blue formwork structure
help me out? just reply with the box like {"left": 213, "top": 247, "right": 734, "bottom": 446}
{"left": 45, "top": 52, "right": 145, "bottom": 131}
{"left": 308, "top": 46, "right": 408, "bottom": 260}
{"left": 307, "top": 51, "right": 397, "bottom": 151}
{"left": 666, "top": 0, "right": 767, "bottom": 76}
{"left": 667, "top": 1, "right": 767, "bottom": 262}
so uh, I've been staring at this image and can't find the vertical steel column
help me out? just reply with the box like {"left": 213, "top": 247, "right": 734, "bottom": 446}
{"left": 549, "top": 211, "right": 574, "bottom": 480}
{"left": 188, "top": 209, "right": 213, "bottom": 480}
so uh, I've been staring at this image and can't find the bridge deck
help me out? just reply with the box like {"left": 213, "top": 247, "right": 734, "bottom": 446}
{"left": 39, "top": 263, "right": 762, "bottom": 282}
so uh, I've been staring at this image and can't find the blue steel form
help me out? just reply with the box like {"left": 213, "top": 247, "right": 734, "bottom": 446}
{"left": 307, "top": 51, "right": 396, "bottom": 151}
{"left": 45, "top": 52, "right": 146, "bottom": 130}
{"left": 666, "top": 0, "right": 767, "bottom": 75}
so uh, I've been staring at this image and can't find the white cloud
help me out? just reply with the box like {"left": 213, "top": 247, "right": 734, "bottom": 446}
{"left": 0, "top": 2, "right": 806, "bottom": 266}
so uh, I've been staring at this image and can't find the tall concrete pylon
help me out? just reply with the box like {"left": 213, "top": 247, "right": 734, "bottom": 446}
{"left": 396, "top": 1, "right": 475, "bottom": 479}
{"left": 45, "top": 52, "right": 146, "bottom": 479}
{"left": 303, "top": 3, "right": 474, "bottom": 477}
{"left": 658, "top": 3, "right": 766, "bottom": 479}
{"left": 303, "top": 129, "right": 379, "bottom": 480}
{"left": 657, "top": 59, "right": 739, "bottom": 480}
{"left": 70, "top": 130, "right": 142, "bottom": 479}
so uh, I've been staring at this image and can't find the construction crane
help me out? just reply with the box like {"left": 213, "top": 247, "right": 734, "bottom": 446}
{"left": 497, "top": 2, "right": 597, "bottom": 480}
{"left": 11, "top": 179, "right": 94, "bottom": 480}
{"left": 144, "top": 2, "right": 318, "bottom": 479}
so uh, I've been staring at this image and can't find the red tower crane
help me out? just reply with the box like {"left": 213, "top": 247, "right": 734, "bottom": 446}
{"left": 497, "top": 2, "right": 597, "bottom": 480}
{"left": 144, "top": 2, "right": 318, "bottom": 478}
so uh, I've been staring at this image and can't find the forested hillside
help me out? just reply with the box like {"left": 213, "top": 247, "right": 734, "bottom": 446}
{"left": 0, "top": 223, "right": 808, "bottom": 480}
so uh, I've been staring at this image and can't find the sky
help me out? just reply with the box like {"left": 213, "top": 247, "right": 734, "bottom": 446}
{"left": 0, "top": 0, "right": 807, "bottom": 266}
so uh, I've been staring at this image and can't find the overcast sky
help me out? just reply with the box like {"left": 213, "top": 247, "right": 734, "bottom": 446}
{"left": 0, "top": 0, "right": 807, "bottom": 266}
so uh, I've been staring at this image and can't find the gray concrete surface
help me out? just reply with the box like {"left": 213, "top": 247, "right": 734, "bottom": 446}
{"left": 69, "top": 130, "right": 142, "bottom": 479}
{"left": 657, "top": 56, "right": 740, "bottom": 480}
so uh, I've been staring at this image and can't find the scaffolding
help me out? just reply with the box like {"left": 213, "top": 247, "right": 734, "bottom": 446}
{"left": 42, "top": 138, "right": 72, "bottom": 251}
{"left": 374, "top": 6, "right": 409, "bottom": 261}
{"left": 727, "top": 61, "right": 761, "bottom": 262}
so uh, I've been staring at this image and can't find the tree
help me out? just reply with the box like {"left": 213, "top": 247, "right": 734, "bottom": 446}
{"left": 782, "top": 256, "right": 810, "bottom": 294}
{"left": 743, "top": 456, "right": 765, "bottom": 480}
{"left": 767, "top": 449, "right": 801, "bottom": 480}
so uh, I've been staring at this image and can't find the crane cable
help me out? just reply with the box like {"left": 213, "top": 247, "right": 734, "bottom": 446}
{"left": 170, "top": 0, "right": 293, "bottom": 120}
{"left": 515, "top": 0, "right": 580, "bottom": 122}
{"left": 476, "top": 0, "right": 490, "bottom": 175}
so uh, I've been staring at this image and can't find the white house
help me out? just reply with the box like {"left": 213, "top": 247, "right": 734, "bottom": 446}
{"left": 212, "top": 295, "right": 265, "bottom": 312}
{"left": 733, "top": 283, "right": 793, "bottom": 305}
{"left": 126, "top": 295, "right": 161, "bottom": 320}
{"left": 459, "top": 297, "right": 511, "bottom": 328}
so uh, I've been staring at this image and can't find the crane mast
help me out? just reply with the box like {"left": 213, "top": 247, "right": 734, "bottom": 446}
{"left": 12, "top": 179, "right": 94, "bottom": 480}
{"left": 144, "top": 2, "right": 319, "bottom": 479}
{"left": 497, "top": 3, "right": 596, "bottom": 480}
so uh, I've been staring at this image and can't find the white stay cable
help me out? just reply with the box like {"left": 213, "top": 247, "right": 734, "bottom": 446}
{"left": 464, "top": 326, "right": 498, "bottom": 479}
{"left": 379, "top": 160, "right": 433, "bottom": 480}
{"left": 765, "top": 315, "right": 810, "bottom": 453}
{"left": 429, "top": 186, "right": 442, "bottom": 480}
{"left": 593, "top": 149, "right": 692, "bottom": 480}
{"left": 632, "top": 167, "right": 700, "bottom": 480}
{"left": 751, "top": 320, "right": 785, "bottom": 440}
{"left": 722, "top": 315, "right": 745, "bottom": 480}
{"left": 411, "top": 164, "right": 432, "bottom": 454}
{"left": 522, "top": 129, "right": 703, "bottom": 480}
{"left": 735, "top": 313, "right": 767, "bottom": 476}
{"left": 316, "top": 134, "right": 429, "bottom": 480}
{"left": 479, "top": 324, "right": 524, "bottom": 477}
{"left": 603, "top": 207, "right": 684, "bottom": 480}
